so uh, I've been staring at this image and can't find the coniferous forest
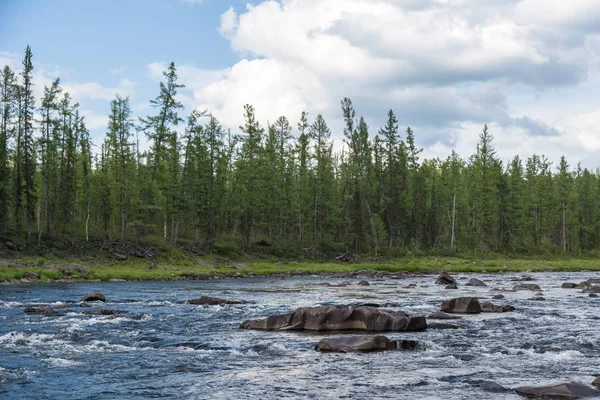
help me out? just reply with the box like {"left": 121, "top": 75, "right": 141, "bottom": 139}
{"left": 1, "top": 47, "right": 599, "bottom": 257}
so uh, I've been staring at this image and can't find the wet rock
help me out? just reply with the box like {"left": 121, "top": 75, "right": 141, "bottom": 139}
{"left": 482, "top": 381, "right": 508, "bottom": 393}
{"left": 405, "top": 283, "right": 417, "bottom": 288}
{"left": 315, "top": 335, "right": 419, "bottom": 353}
{"left": 587, "top": 278, "right": 600, "bottom": 284}
{"left": 435, "top": 272, "right": 456, "bottom": 285}
{"left": 445, "top": 283, "right": 458, "bottom": 289}
{"left": 593, "top": 377, "right": 600, "bottom": 389}
{"left": 427, "top": 322, "right": 459, "bottom": 329}
{"left": 589, "top": 293, "right": 598, "bottom": 298}
{"left": 577, "top": 281, "right": 592, "bottom": 289}
{"left": 583, "top": 286, "right": 600, "bottom": 294}
{"left": 466, "top": 278, "right": 486, "bottom": 287}
{"left": 441, "top": 297, "right": 481, "bottom": 313}
{"left": 514, "top": 381, "right": 599, "bottom": 399}
{"left": 513, "top": 283, "right": 541, "bottom": 291}
{"left": 240, "top": 305, "right": 427, "bottom": 332}
{"left": 187, "top": 296, "right": 241, "bottom": 305}
{"left": 5, "top": 241, "right": 18, "bottom": 251}
{"left": 428, "top": 311, "right": 461, "bottom": 320}
{"left": 87, "top": 309, "right": 124, "bottom": 316}
{"left": 562, "top": 282, "right": 577, "bottom": 289}
{"left": 326, "top": 282, "right": 351, "bottom": 287}
{"left": 492, "top": 294, "right": 505, "bottom": 299}
{"left": 480, "top": 301, "right": 515, "bottom": 312}
{"left": 357, "top": 280, "right": 370, "bottom": 286}
{"left": 81, "top": 292, "right": 106, "bottom": 302}
{"left": 531, "top": 296, "right": 545, "bottom": 301}
{"left": 24, "top": 306, "right": 62, "bottom": 315}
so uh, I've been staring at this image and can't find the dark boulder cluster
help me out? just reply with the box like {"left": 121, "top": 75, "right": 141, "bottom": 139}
{"left": 315, "top": 335, "right": 419, "bottom": 353}
{"left": 240, "top": 305, "right": 426, "bottom": 332}
{"left": 441, "top": 297, "right": 514, "bottom": 314}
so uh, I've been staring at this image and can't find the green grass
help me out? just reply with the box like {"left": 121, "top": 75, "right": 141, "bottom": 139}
{"left": 2, "top": 255, "right": 600, "bottom": 283}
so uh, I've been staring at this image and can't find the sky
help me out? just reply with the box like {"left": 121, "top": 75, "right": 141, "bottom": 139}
{"left": 2, "top": 0, "right": 600, "bottom": 169}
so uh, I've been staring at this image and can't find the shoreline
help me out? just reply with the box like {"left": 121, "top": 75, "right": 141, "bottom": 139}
{"left": 3, "top": 256, "right": 600, "bottom": 284}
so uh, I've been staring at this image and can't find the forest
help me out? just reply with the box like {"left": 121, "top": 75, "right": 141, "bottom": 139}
{"left": 1, "top": 46, "right": 598, "bottom": 258}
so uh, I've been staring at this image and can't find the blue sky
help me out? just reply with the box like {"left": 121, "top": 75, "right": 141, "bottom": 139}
{"left": 2, "top": 0, "right": 600, "bottom": 168}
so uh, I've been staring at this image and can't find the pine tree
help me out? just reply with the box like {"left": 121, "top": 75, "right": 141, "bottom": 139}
{"left": 20, "top": 45, "right": 37, "bottom": 242}
{"left": 0, "top": 66, "right": 16, "bottom": 233}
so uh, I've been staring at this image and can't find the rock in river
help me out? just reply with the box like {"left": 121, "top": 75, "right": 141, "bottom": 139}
{"left": 240, "top": 305, "right": 426, "bottom": 332}
{"left": 428, "top": 311, "right": 461, "bottom": 320}
{"left": 441, "top": 297, "right": 514, "bottom": 314}
{"left": 23, "top": 306, "right": 63, "bottom": 316}
{"left": 187, "top": 296, "right": 242, "bottom": 305}
{"left": 513, "top": 283, "right": 541, "bottom": 291}
{"left": 441, "top": 297, "right": 481, "bottom": 313}
{"left": 435, "top": 271, "right": 456, "bottom": 285}
{"left": 466, "top": 278, "right": 486, "bottom": 287}
{"left": 514, "top": 381, "right": 599, "bottom": 399}
{"left": 81, "top": 292, "right": 106, "bottom": 302}
{"left": 315, "top": 335, "right": 419, "bottom": 353}
{"left": 562, "top": 282, "right": 577, "bottom": 289}
{"left": 583, "top": 286, "right": 600, "bottom": 294}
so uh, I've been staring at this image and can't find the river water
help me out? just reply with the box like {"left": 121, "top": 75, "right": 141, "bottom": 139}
{"left": 1, "top": 271, "right": 599, "bottom": 399}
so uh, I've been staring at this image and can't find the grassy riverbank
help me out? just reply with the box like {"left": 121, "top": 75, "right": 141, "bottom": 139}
{"left": 2, "top": 255, "right": 600, "bottom": 283}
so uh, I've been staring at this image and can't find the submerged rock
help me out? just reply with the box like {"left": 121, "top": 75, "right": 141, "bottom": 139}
{"left": 315, "top": 335, "right": 419, "bottom": 353}
{"left": 445, "top": 283, "right": 458, "bottom": 289}
{"left": 435, "top": 272, "right": 456, "bottom": 285}
{"left": 590, "top": 293, "right": 598, "bottom": 298}
{"left": 482, "top": 381, "right": 508, "bottom": 393}
{"left": 562, "top": 282, "right": 577, "bottom": 289}
{"left": 466, "top": 278, "right": 486, "bottom": 287}
{"left": 480, "top": 301, "right": 515, "bottom": 312}
{"left": 23, "top": 306, "right": 62, "bottom": 316}
{"left": 87, "top": 309, "right": 124, "bottom": 316}
{"left": 513, "top": 284, "right": 541, "bottom": 291}
{"left": 427, "top": 322, "right": 459, "bottom": 329}
{"left": 530, "top": 296, "right": 546, "bottom": 301}
{"left": 81, "top": 292, "right": 106, "bottom": 302}
{"left": 428, "top": 311, "right": 461, "bottom": 320}
{"left": 187, "top": 296, "right": 241, "bottom": 305}
{"left": 492, "top": 294, "right": 505, "bottom": 299}
{"left": 514, "top": 381, "right": 599, "bottom": 399}
{"left": 357, "top": 280, "right": 370, "bottom": 286}
{"left": 240, "top": 305, "right": 426, "bottom": 332}
{"left": 583, "top": 286, "right": 600, "bottom": 294}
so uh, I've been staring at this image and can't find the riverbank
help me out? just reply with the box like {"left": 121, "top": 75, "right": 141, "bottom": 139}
{"left": 2, "top": 255, "right": 600, "bottom": 283}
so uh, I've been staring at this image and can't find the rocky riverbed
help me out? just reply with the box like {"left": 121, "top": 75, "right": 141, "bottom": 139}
{"left": 1, "top": 271, "right": 599, "bottom": 399}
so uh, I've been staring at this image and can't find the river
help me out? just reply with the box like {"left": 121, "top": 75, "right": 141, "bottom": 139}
{"left": 1, "top": 271, "right": 599, "bottom": 399}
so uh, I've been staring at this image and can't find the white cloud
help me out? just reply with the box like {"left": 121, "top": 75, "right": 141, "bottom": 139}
{"left": 111, "top": 66, "right": 126, "bottom": 75}
{"left": 180, "top": 0, "right": 203, "bottom": 4}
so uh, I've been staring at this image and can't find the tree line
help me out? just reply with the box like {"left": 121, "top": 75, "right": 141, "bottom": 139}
{"left": 1, "top": 46, "right": 599, "bottom": 256}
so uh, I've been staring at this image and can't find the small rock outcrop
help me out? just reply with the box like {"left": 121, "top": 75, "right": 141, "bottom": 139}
{"left": 81, "top": 292, "right": 106, "bottom": 302}
{"left": 562, "top": 282, "right": 577, "bottom": 289}
{"left": 480, "top": 302, "right": 515, "bottom": 312}
{"left": 435, "top": 272, "right": 456, "bottom": 285}
{"left": 357, "top": 280, "right": 370, "bottom": 286}
{"left": 492, "top": 294, "right": 505, "bottom": 299}
{"left": 531, "top": 296, "right": 546, "bottom": 301}
{"left": 583, "top": 286, "right": 600, "bottom": 294}
{"left": 315, "top": 335, "right": 419, "bottom": 353}
{"left": 24, "top": 306, "right": 62, "bottom": 315}
{"left": 445, "top": 283, "right": 458, "bottom": 289}
{"left": 441, "top": 297, "right": 514, "bottom": 314}
{"left": 513, "top": 283, "right": 541, "bottom": 291}
{"left": 187, "top": 296, "right": 242, "bottom": 305}
{"left": 514, "top": 382, "right": 599, "bottom": 399}
{"left": 441, "top": 297, "right": 481, "bottom": 313}
{"left": 466, "top": 278, "right": 486, "bottom": 287}
{"left": 240, "top": 305, "right": 426, "bottom": 332}
{"left": 482, "top": 381, "right": 508, "bottom": 393}
{"left": 593, "top": 377, "right": 600, "bottom": 389}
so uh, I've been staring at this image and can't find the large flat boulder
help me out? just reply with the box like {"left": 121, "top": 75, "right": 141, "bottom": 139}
{"left": 240, "top": 305, "right": 426, "bottom": 332}
{"left": 315, "top": 335, "right": 419, "bottom": 353}
{"left": 187, "top": 296, "right": 241, "bottom": 305}
{"left": 515, "top": 382, "right": 599, "bottom": 399}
